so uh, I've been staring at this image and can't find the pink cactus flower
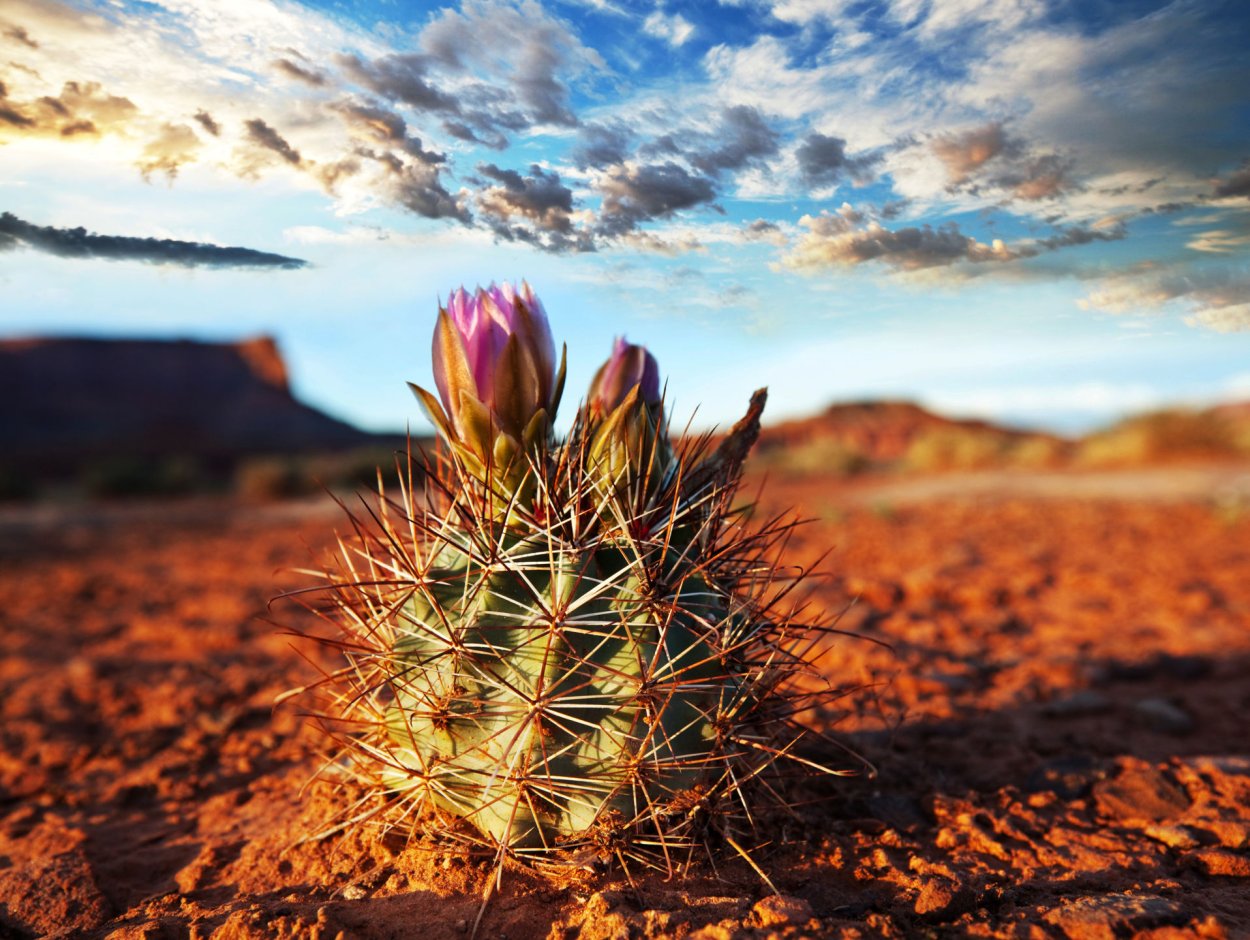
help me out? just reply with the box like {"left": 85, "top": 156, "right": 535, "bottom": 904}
{"left": 431, "top": 281, "right": 558, "bottom": 445}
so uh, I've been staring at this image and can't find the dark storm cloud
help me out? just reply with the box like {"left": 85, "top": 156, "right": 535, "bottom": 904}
{"left": 244, "top": 118, "right": 302, "bottom": 165}
{"left": 688, "top": 106, "right": 778, "bottom": 177}
{"left": 272, "top": 57, "right": 327, "bottom": 87}
{"left": 595, "top": 162, "right": 717, "bottom": 238}
{"left": 0, "top": 211, "right": 307, "bottom": 269}
{"left": 193, "top": 109, "right": 220, "bottom": 136}
{"left": 1214, "top": 159, "right": 1250, "bottom": 198}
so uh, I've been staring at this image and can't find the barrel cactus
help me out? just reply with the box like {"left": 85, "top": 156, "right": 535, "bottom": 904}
{"left": 297, "top": 283, "right": 847, "bottom": 873}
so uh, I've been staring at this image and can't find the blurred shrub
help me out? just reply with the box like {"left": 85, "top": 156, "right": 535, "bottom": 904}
{"left": 903, "top": 427, "right": 1008, "bottom": 472}
{"left": 234, "top": 457, "right": 317, "bottom": 502}
{"left": 81, "top": 455, "right": 207, "bottom": 499}
{"left": 752, "top": 439, "right": 872, "bottom": 478}
{"left": 1006, "top": 435, "right": 1068, "bottom": 469}
{"left": 234, "top": 447, "right": 416, "bottom": 502}
{"left": 1077, "top": 409, "right": 1242, "bottom": 466}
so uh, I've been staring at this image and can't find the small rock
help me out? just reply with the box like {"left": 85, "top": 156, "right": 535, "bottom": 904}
{"left": 913, "top": 878, "right": 974, "bottom": 921}
{"left": 1134, "top": 698, "right": 1194, "bottom": 735}
{"left": 341, "top": 884, "right": 366, "bottom": 900}
{"left": 1094, "top": 765, "right": 1191, "bottom": 822}
{"left": 1192, "top": 849, "right": 1250, "bottom": 877}
{"left": 1042, "top": 893, "right": 1185, "bottom": 939}
{"left": 1143, "top": 824, "right": 1202, "bottom": 850}
{"left": 1025, "top": 755, "right": 1103, "bottom": 800}
{"left": 752, "top": 894, "right": 813, "bottom": 928}
{"left": 1042, "top": 690, "right": 1112, "bottom": 718}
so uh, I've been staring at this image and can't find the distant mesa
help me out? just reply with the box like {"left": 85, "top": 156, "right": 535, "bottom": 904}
{"left": 0, "top": 335, "right": 391, "bottom": 477}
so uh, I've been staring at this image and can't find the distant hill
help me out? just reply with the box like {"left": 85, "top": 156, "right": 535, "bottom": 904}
{"left": 0, "top": 336, "right": 391, "bottom": 477}
{"left": 752, "top": 400, "right": 1069, "bottom": 475}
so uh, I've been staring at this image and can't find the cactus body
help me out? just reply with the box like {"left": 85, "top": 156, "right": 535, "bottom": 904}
{"left": 295, "top": 291, "right": 848, "bottom": 871}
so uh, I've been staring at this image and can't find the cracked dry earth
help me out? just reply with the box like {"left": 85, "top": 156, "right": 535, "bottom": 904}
{"left": 1, "top": 469, "right": 1249, "bottom": 939}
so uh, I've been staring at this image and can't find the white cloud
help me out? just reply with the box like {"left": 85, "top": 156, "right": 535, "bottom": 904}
{"left": 643, "top": 11, "right": 694, "bottom": 47}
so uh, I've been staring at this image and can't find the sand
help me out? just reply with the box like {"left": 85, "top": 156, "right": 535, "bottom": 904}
{"left": 2, "top": 467, "right": 1248, "bottom": 938}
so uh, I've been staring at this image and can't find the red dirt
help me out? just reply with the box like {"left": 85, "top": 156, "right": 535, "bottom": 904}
{"left": 2, "top": 467, "right": 1249, "bottom": 938}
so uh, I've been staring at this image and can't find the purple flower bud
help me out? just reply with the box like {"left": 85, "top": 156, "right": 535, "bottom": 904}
{"left": 589, "top": 337, "right": 661, "bottom": 413}
{"left": 431, "top": 280, "right": 560, "bottom": 447}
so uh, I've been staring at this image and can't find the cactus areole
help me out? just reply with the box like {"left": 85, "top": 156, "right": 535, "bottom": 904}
{"left": 299, "top": 283, "right": 848, "bottom": 872}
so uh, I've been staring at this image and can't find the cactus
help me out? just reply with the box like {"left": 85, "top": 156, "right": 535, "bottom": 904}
{"left": 295, "top": 284, "right": 850, "bottom": 873}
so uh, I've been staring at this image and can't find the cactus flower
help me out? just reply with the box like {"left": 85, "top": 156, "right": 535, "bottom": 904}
{"left": 588, "top": 336, "right": 661, "bottom": 414}
{"left": 432, "top": 282, "right": 557, "bottom": 441}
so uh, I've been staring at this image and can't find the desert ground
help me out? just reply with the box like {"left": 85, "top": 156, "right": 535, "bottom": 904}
{"left": 2, "top": 463, "right": 1249, "bottom": 939}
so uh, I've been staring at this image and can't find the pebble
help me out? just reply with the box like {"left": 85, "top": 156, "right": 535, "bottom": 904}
{"left": 1133, "top": 697, "right": 1195, "bottom": 735}
{"left": 341, "top": 884, "right": 366, "bottom": 900}
{"left": 1142, "top": 824, "right": 1202, "bottom": 850}
{"left": 1041, "top": 893, "right": 1185, "bottom": 939}
{"left": 751, "top": 894, "right": 813, "bottom": 928}
{"left": 913, "top": 877, "right": 974, "bottom": 921}
{"left": 1093, "top": 764, "right": 1191, "bottom": 822}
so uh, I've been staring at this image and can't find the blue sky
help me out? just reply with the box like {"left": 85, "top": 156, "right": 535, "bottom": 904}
{"left": 1, "top": 0, "right": 1248, "bottom": 434}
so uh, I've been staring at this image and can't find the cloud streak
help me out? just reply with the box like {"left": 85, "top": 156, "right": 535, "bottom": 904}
{"left": 0, "top": 212, "right": 308, "bottom": 270}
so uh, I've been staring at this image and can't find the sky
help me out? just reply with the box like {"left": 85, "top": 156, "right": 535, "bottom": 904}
{"left": 1, "top": 0, "right": 1248, "bottom": 436}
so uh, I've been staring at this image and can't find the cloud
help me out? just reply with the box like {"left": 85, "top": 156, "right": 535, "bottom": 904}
{"left": 416, "top": 0, "right": 601, "bottom": 129}
{"left": 932, "top": 123, "right": 1011, "bottom": 183}
{"left": 272, "top": 56, "right": 327, "bottom": 87}
{"left": 1080, "top": 264, "right": 1250, "bottom": 333}
{"left": 782, "top": 209, "right": 1023, "bottom": 272}
{"left": 0, "top": 79, "right": 136, "bottom": 139}
{"left": 135, "top": 122, "right": 201, "bottom": 181}
{"left": 243, "top": 117, "right": 302, "bottom": 166}
{"left": 338, "top": 52, "right": 461, "bottom": 116}
{"left": 643, "top": 11, "right": 694, "bottom": 47}
{"left": 475, "top": 162, "right": 589, "bottom": 251}
{"left": 331, "top": 99, "right": 446, "bottom": 164}
{"left": 594, "top": 162, "right": 718, "bottom": 239}
{"left": 571, "top": 121, "right": 632, "bottom": 170}
{"left": 0, "top": 211, "right": 307, "bottom": 269}
{"left": 1213, "top": 160, "right": 1250, "bottom": 199}
{"left": 192, "top": 110, "right": 220, "bottom": 136}
{"left": 688, "top": 105, "right": 778, "bottom": 177}
{"left": 741, "top": 218, "right": 787, "bottom": 246}
{"left": 3, "top": 23, "right": 39, "bottom": 49}
{"left": 1186, "top": 230, "right": 1250, "bottom": 254}
{"left": 795, "top": 131, "right": 881, "bottom": 188}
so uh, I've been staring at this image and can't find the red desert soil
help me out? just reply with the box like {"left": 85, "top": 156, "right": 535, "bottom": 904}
{"left": 2, "top": 465, "right": 1249, "bottom": 938}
